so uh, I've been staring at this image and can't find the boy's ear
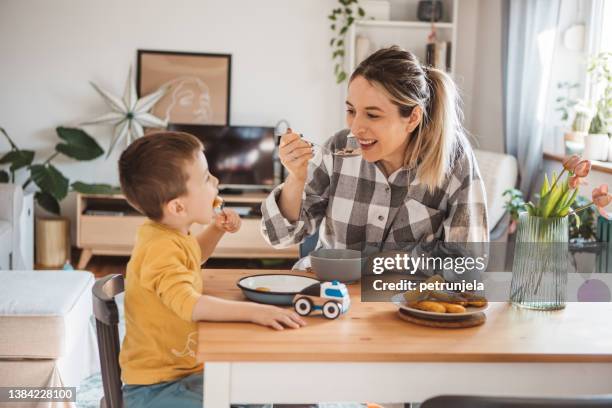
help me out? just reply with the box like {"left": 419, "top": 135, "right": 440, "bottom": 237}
{"left": 165, "top": 197, "right": 186, "bottom": 217}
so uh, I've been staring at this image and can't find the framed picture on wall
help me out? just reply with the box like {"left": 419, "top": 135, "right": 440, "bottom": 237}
{"left": 137, "top": 50, "right": 231, "bottom": 126}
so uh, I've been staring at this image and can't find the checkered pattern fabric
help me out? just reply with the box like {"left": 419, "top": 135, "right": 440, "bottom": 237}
{"left": 261, "top": 129, "right": 488, "bottom": 250}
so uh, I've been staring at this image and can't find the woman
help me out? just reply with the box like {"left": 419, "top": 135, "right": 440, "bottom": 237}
{"left": 261, "top": 46, "right": 488, "bottom": 252}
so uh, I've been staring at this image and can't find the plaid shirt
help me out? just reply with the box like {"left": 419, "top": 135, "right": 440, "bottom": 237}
{"left": 261, "top": 129, "right": 488, "bottom": 251}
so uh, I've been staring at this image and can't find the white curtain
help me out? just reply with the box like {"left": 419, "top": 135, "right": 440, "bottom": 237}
{"left": 502, "top": 0, "right": 562, "bottom": 195}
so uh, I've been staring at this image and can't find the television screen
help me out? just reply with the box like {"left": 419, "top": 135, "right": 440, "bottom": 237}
{"left": 166, "top": 124, "right": 276, "bottom": 189}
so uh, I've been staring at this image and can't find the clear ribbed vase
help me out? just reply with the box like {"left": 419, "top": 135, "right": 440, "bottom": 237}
{"left": 509, "top": 213, "right": 569, "bottom": 310}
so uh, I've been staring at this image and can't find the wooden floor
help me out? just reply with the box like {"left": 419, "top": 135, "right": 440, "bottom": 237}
{"left": 66, "top": 249, "right": 297, "bottom": 278}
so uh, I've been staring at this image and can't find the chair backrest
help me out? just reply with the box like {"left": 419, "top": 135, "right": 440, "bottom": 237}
{"left": 299, "top": 230, "right": 320, "bottom": 258}
{"left": 92, "top": 274, "right": 124, "bottom": 408}
{"left": 421, "top": 394, "right": 612, "bottom": 408}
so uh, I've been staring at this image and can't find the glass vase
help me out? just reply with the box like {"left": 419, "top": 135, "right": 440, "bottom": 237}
{"left": 510, "top": 213, "right": 569, "bottom": 310}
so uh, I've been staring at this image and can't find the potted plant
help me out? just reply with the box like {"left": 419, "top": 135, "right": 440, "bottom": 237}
{"left": 0, "top": 126, "right": 117, "bottom": 267}
{"left": 583, "top": 52, "right": 611, "bottom": 161}
{"left": 502, "top": 188, "right": 526, "bottom": 235}
{"left": 328, "top": 0, "right": 366, "bottom": 83}
{"left": 0, "top": 126, "right": 116, "bottom": 214}
{"left": 509, "top": 155, "right": 611, "bottom": 310}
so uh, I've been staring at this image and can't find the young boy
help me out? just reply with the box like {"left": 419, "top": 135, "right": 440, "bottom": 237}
{"left": 117, "top": 131, "right": 305, "bottom": 408}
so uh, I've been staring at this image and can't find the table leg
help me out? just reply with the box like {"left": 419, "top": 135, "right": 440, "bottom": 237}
{"left": 203, "top": 362, "right": 231, "bottom": 408}
{"left": 77, "top": 248, "right": 93, "bottom": 270}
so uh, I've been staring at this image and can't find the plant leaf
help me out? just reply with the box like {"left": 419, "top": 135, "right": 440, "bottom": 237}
{"left": 71, "top": 181, "right": 119, "bottom": 195}
{"left": 358, "top": 7, "right": 365, "bottom": 17}
{"left": 0, "top": 149, "right": 35, "bottom": 171}
{"left": 336, "top": 71, "right": 347, "bottom": 83}
{"left": 573, "top": 212, "right": 581, "bottom": 229}
{"left": 540, "top": 174, "right": 550, "bottom": 198}
{"left": 0, "top": 169, "right": 9, "bottom": 183}
{"left": 525, "top": 202, "right": 537, "bottom": 216}
{"left": 55, "top": 127, "right": 104, "bottom": 161}
{"left": 35, "top": 191, "right": 60, "bottom": 215}
{"left": 30, "top": 164, "right": 69, "bottom": 201}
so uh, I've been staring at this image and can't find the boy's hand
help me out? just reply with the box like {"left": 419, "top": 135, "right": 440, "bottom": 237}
{"left": 250, "top": 303, "right": 307, "bottom": 330}
{"left": 213, "top": 208, "right": 241, "bottom": 233}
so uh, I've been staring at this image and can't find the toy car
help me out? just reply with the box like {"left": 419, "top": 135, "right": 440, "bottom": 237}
{"left": 292, "top": 280, "right": 350, "bottom": 319}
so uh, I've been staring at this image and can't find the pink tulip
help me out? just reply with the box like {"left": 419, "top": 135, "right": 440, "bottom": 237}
{"left": 563, "top": 155, "right": 582, "bottom": 172}
{"left": 592, "top": 185, "right": 612, "bottom": 217}
{"left": 574, "top": 160, "right": 592, "bottom": 177}
{"left": 569, "top": 175, "right": 584, "bottom": 189}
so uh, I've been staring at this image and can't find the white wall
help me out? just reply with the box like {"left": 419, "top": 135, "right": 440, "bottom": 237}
{"left": 467, "top": 0, "right": 505, "bottom": 153}
{"left": 0, "top": 0, "right": 343, "bottom": 189}
{"left": 0, "top": 0, "right": 507, "bottom": 231}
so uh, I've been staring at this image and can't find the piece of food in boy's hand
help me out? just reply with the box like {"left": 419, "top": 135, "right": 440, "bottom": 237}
{"left": 439, "top": 302, "right": 467, "bottom": 314}
{"left": 410, "top": 300, "right": 446, "bottom": 314}
{"left": 213, "top": 196, "right": 224, "bottom": 209}
{"left": 255, "top": 287, "right": 271, "bottom": 292}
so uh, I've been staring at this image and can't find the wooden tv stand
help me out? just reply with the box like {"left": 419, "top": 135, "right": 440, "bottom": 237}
{"left": 76, "top": 192, "right": 298, "bottom": 269}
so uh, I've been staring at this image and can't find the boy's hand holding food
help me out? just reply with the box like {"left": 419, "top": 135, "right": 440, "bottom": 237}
{"left": 214, "top": 208, "right": 241, "bottom": 233}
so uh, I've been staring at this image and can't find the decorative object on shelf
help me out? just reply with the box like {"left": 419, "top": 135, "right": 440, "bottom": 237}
{"left": 564, "top": 102, "right": 592, "bottom": 156}
{"left": 423, "top": 5, "right": 451, "bottom": 73}
{"left": 0, "top": 126, "right": 114, "bottom": 214}
{"left": 82, "top": 66, "right": 168, "bottom": 158}
{"left": 293, "top": 280, "right": 351, "bottom": 319}
{"left": 584, "top": 133, "right": 609, "bottom": 161}
{"left": 509, "top": 155, "right": 611, "bottom": 310}
{"left": 425, "top": 40, "right": 451, "bottom": 72}
{"left": 137, "top": 50, "right": 231, "bottom": 126}
{"left": 355, "top": 35, "right": 371, "bottom": 67}
{"left": 417, "top": 0, "right": 443, "bottom": 22}
{"left": 328, "top": 0, "right": 366, "bottom": 83}
{"left": 35, "top": 216, "right": 70, "bottom": 268}
{"left": 555, "top": 81, "right": 588, "bottom": 155}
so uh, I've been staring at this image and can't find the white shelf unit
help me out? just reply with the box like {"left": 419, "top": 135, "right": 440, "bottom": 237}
{"left": 346, "top": 0, "right": 458, "bottom": 76}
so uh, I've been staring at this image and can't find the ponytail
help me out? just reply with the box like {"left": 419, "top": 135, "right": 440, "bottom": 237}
{"left": 409, "top": 67, "right": 467, "bottom": 190}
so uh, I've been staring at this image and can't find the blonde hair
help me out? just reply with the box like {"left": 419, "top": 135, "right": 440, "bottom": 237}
{"left": 350, "top": 46, "right": 468, "bottom": 190}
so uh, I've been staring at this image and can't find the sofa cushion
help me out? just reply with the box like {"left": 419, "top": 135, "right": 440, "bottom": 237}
{"left": 0, "top": 270, "right": 95, "bottom": 358}
{"left": 474, "top": 149, "right": 518, "bottom": 229}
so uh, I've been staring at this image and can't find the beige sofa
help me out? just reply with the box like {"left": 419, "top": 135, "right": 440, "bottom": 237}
{"left": 0, "top": 270, "right": 100, "bottom": 407}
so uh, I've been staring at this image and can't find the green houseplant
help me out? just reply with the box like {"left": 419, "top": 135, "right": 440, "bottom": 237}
{"left": 0, "top": 126, "right": 118, "bottom": 214}
{"left": 587, "top": 52, "right": 612, "bottom": 136}
{"left": 328, "top": 0, "right": 366, "bottom": 83}
{"left": 583, "top": 52, "right": 612, "bottom": 161}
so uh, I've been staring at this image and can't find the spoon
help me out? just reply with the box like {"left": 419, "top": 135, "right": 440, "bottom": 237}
{"left": 276, "top": 133, "right": 362, "bottom": 157}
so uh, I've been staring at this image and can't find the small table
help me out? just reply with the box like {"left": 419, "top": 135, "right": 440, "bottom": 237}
{"left": 197, "top": 269, "right": 612, "bottom": 407}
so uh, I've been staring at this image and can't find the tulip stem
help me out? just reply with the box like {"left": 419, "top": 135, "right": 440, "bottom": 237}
{"left": 568, "top": 202, "right": 594, "bottom": 216}
{"left": 547, "top": 168, "right": 567, "bottom": 195}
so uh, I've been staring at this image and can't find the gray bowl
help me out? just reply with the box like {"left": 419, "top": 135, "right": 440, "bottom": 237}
{"left": 309, "top": 248, "right": 364, "bottom": 283}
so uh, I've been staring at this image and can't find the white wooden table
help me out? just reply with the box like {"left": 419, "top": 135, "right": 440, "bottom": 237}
{"left": 197, "top": 269, "right": 612, "bottom": 406}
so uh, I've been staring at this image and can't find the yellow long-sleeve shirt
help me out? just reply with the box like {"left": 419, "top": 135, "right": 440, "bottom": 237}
{"left": 119, "top": 220, "right": 203, "bottom": 385}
